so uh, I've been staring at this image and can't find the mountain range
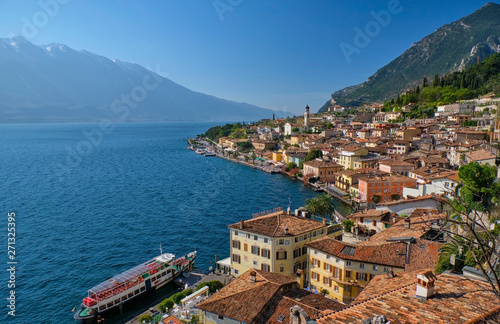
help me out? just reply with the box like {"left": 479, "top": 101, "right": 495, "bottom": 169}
{"left": 0, "top": 36, "right": 280, "bottom": 123}
{"left": 319, "top": 2, "right": 500, "bottom": 112}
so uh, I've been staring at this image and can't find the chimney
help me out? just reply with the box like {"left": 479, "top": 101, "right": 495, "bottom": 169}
{"left": 287, "top": 207, "right": 291, "bottom": 215}
{"left": 295, "top": 209, "right": 300, "bottom": 217}
{"left": 416, "top": 271, "right": 437, "bottom": 299}
{"left": 404, "top": 218, "right": 411, "bottom": 229}
{"left": 289, "top": 306, "right": 310, "bottom": 324}
{"left": 240, "top": 219, "right": 245, "bottom": 230}
{"left": 250, "top": 270, "right": 256, "bottom": 283}
{"left": 284, "top": 226, "right": 289, "bottom": 235}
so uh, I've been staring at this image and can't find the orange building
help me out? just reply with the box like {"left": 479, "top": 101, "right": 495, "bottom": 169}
{"left": 357, "top": 175, "right": 416, "bottom": 207}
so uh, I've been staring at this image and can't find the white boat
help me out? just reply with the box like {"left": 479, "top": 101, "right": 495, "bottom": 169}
{"left": 74, "top": 250, "right": 196, "bottom": 322}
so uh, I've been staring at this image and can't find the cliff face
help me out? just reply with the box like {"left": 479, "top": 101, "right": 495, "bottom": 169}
{"left": 319, "top": 2, "right": 500, "bottom": 112}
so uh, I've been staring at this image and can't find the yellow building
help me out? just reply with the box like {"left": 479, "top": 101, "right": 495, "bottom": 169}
{"left": 306, "top": 237, "right": 406, "bottom": 304}
{"left": 228, "top": 209, "right": 339, "bottom": 278}
{"left": 271, "top": 150, "right": 283, "bottom": 163}
{"left": 337, "top": 146, "right": 369, "bottom": 170}
{"left": 290, "top": 134, "right": 308, "bottom": 146}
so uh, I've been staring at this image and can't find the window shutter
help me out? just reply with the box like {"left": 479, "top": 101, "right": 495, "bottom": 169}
{"left": 355, "top": 272, "right": 359, "bottom": 280}
{"left": 369, "top": 274, "right": 373, "bottom": 281}
{"left": 317, "top": 260, "right": 321, "bottom": 268}
{"left": 284, "top": 251, "right": 287, "bottom": 260}
{"left": 244, "top": 243, "right": 248, "bottom": 252}
{"left": 276, "top": 252, "right": 279, "bottom": 260}
{"left": 258, "top": 247, "right": 261, "bottom": 255}
{"left": 332, "top": 266, "right": 336, "bottom": 275}
{"left": 339, "top": 270, "right": 343, "bottom": 281}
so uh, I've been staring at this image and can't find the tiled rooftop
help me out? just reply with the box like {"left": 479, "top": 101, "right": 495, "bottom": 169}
{"left": 361, "top": 208, "right": 445, "bottom": 245}
{"left": 228, "top": 212, "right": 326, "bottom": 237}
{"left": 306, "top": 237, "right": 407, "bottom": 268}
{"left": 196, "top": 269, "right": 343, "bottom": 324}
{"left": 316, "top": 270, "right": 500, "bottom": 324}
{"left": 465, "top": 149, "right": 496, "bottom": 162}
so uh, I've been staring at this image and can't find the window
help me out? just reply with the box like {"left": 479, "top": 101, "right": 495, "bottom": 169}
{"left": 357, "top": 272, "right": 367, "bottom": 281}
{"left": 232, "top": 254, "right": 241, "bottom": 264}
{"left": 373, "top": 265, "right": 378, "bottom": 271}
{"left": 234, "top": 230, "right": 238, "bottom": 236}
{"left": 312, "top": 272, "right": 319, "bottom": 281}
{"left": 323, "top": 277, "right": 330, "bottom": 286}
{"left": 345, "top": 285, "right": 350, "bottom": 292}
{"left": 234, "top": 269, "right": 239, "bottom": 275}
{"left": 346, "top": 260, "right": 352, "bottom": 266}
{"left": 276, "top": 251, "right": 287, "bottom": 260}
{"left": 264, "top": 238, "right": 269, "bottom": 244}
{"left": 262, "top": 248, "right": 270, "bottom": 259}
{"left": 247, "top": 234, "right": 250, "bottom": 239}
{"left": 261, "top": 263, "right": 270, "bottom": 272}
{"left": 313, "top": 258, "right": 321, "bottom": 267}
{"left": 293, "top": 248, "right": 302, "bottom": 258}
{"left": 254, "top": 235, "right": 258, "bottom": 240}
{"left": 384, "top": 267, "right": 390, "bottom": 272}
{"left": 324, "top": 263, "right": 331, "bottom": 271}
{"left": 251, "top": 246, "right": 260, "bottom": 255}
{"left": 218, "top": 315, "right": 224, "bottom": 320}
{"left": 302, "top": 246, "right": 307, "bottom": 255}
{"left": 334, "top": 285, "right": 339, "bottom": 292}
{"left": 285, "top": 240, "right": 290, "bottom": 245}
{"left": 278, "top": 239, "right": 285, "bottom": 245}
{"left": 232, "top": 240, "right": 241, "bottom": 249}
{"left": 333, "top": 267, "right": 341, "bottom": 279}
{"left": 253, "top": 261, "right": 258, "bottom": 266}
{"left": 372, "top": 220, "right": 376, "bottom": 227}
{"left": 279, "top": 266, "right": 284, "bottom": 272}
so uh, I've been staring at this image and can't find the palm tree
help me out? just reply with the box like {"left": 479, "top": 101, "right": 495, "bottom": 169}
{"left": 318, "top": 194, "right": 335, "bottom": 222}
{"left": 305, "top": 197, "right": 322, "bottom": 220}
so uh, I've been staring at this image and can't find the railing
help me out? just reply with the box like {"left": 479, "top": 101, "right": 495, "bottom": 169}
{"left": 252, "top": 207, "right": 283, "bottom": 218}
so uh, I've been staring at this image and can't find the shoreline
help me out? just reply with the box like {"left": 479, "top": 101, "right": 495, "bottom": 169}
{"left": 187, "top": 137, "right": 353, "bottom": 215}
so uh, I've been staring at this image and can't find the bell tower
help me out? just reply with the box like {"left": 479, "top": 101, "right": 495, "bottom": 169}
{"left": 304, "top": 105, "right": 310, "bottom": 131}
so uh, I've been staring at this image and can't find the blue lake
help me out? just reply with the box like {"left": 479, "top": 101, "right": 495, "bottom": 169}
{"left": 0, "top": 122, "right": 350, "bottom": 323}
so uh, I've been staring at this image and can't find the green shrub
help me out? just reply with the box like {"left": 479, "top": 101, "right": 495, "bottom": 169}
{"left": 158, "top": 298, "right": 174, "bottom": 313}
{"left": 196, "top": 280, "right": 223, "bottom": 293}
{"left": 171, "top": 289, "right": 193, "bottom": 304}
{"left": 138, "top": 313, "right": 152, "bottom": 323}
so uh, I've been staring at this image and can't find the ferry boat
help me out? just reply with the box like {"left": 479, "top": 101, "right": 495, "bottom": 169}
{"left": 74, "top": 250, "right": 196, "bottom": 323}
{"left": 204, "top": 151, "right": 216, "bottom": 157}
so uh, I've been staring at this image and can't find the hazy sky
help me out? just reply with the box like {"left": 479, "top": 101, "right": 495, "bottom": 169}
{"left": 0, "top": 0, "right": 495, "bottom": 115}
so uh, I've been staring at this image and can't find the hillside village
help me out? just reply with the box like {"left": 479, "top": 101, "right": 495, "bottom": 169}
{"left": 169, "top": 92, "right": 500, "bottom": 324}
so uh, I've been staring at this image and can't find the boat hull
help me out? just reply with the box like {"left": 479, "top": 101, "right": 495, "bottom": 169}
{"left": 74, "top": 252, "right": 196, "bottom": 322}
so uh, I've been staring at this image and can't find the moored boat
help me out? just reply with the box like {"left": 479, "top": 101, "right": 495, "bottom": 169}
{"left": 74, "top": 250, "right": 196, "bottom": 322}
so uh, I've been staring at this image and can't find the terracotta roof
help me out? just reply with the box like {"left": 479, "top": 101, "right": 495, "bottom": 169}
{"left": 162, "top": 315, "right": 184, "bottom": 324}
{"left": 378, "top": 160, "right": 414, "bottom": 167}
{"left": 228, "top": 212, "right": 326, "bottom": 237}
{"left": 317, "top": 270, "right": 500, "bottom": 324}
{"left": 361, "top": 208, "right": 446, "bottom": 245}
{"left": 267, "top": 290, "right": 344, "bottom": 323}
{"left": 465, "top": 149, "right": 496, "bottom": 162}
{"left": 375, "top": 193, "right": 443, "bottom": 207}
{"left": 197, "top": 269, "right": 343, "bottom": 324}
{"left": 303, "top": 160, "right": 343, "bottom": 169}
{"left": 349, "top": 209, "right": 390, "bottom": 219}
{"left": 306, "top": 237, "right": 407, "bottom": 268}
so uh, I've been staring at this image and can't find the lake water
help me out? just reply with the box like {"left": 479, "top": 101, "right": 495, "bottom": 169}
{"left": 0, "top": 122, "right": 350, "bottom": 323}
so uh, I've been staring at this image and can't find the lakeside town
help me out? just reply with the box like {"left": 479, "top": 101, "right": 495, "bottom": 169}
{"left": 126, "top": 93, "right": 500, "bottom": 324}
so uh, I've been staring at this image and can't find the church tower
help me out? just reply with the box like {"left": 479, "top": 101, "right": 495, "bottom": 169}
{"left": 304, "top": 105, "right": 310, "bottom": 131}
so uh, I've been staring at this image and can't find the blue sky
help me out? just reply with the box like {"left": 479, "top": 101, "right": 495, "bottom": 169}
{"left": 0, "top": 0, "right": 495, "bottom": 115}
